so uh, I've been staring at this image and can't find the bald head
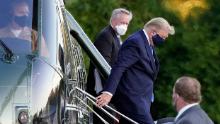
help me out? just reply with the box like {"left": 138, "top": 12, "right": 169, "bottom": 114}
{"left": 174, "top": 76, "right": 202, "bottom": 103}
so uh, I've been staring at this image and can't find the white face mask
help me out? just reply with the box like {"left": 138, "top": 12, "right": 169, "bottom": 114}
{"left": 115, "top": 24, "right": 128, "bottom": 35}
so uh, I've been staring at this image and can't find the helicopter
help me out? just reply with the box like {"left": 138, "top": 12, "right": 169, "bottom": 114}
{"left": 0, "top": 0, "right": 174, "bottom": 123}
{"left": 0, "top": 0, "right": 135, "bottom": 123}
{"left": 0, "top": 0, "right": 89, "bottom": 123}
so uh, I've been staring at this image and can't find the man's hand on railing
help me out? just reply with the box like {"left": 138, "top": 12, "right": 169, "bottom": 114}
{"left": 96, "top": 92, "right": 112, "bottom": 107}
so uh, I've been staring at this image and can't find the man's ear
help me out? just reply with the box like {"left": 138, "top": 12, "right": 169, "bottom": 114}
{"left": 175, "top": 93, "right": 180, "bottom": 98}
{"left": 150, "top": 31, "right": 157, "bottom": 37}
{"left": 173, "top": 93, "right": 179, "bottom": 100}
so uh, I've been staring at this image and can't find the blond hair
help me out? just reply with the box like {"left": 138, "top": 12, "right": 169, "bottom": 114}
{"left": 144, "top": 17, "right": 175, "bottom": 35}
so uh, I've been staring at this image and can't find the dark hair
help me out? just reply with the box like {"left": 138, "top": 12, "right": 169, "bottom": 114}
{"left": 10, "top": 0, "right": 31, "bottom": 13}
{"left": 174, "top": 76, "right": 202, "bottom": 103}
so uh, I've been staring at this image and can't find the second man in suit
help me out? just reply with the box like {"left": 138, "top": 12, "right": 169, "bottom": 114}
{"left": 96, "top": 17, "right": 175, "bottom": 124}
{"left": 86, "top": 8, "right": 132, "bottom": 123}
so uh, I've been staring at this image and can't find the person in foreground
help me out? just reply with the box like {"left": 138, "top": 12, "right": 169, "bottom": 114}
{"left": 172, "top": 76, "right": 214, "bottom": 124}
{"left": 96, "top": 17, "right": 175, "bottom": 124}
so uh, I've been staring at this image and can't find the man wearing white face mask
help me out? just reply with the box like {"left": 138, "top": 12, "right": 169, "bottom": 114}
{"left": 86, "top": 8, "right": 132, "bottom": 124}
{"left": 115, "top": 23, "right": 128, "bottom": 36}
{"left": 111, "top": 8, "right": 131, "bottom": 43}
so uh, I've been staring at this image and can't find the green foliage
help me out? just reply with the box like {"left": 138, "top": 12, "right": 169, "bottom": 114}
{"left": 66, "top": 0, "right": 220, "bottom": 123}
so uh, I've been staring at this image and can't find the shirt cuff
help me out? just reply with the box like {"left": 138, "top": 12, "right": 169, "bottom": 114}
{"left": 102, "top": 91, "right": 113, "bottom": 96}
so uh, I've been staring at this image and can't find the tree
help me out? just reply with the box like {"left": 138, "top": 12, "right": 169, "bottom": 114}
{"left": 66, "top": 0, "right": 220, "bottom": 123}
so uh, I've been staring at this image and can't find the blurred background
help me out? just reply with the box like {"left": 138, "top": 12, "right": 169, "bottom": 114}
{"left": 66, "top": 0, "right": 220, "bottom": 123}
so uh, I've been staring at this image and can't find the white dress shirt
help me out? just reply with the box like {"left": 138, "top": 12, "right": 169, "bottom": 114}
{"left": 143, "top": 29, "right": 151, "bottom": 45}
{"left": 143, "top": 29, "right": 154, "bottom": 59}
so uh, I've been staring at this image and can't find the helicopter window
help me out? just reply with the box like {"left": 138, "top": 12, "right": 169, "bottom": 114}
{"left": 0, "top": 38, "right": 32, "bottom": 54}
{"left": 40, "top": 0, "right": 58, "bottom": 64}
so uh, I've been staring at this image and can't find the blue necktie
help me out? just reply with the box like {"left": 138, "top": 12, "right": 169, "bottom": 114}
{"left": 150, "top": 45, "right": 155, "bottom": 62}
{"left": 149, "top": 45, "right": 155, "bottom": 102}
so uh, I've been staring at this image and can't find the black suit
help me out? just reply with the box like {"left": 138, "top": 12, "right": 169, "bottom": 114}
{"left": 86, "top": 25, "right": 121, "bottom": 123}
{"left": 87, "top": 25, "right": 120, "bottom": 95}
{"left": 174, "top": 105, "right": 213, "bottom": 124}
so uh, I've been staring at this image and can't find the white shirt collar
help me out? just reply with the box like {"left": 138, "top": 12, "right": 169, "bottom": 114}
{"left": 11, "top": 29, "right": 22, "bottom": 37}
{"left": 175, "top": 103, "right": 199, "bottom": 121}
{"left": 143, "top": 29, "right": 151, "bottom": 45}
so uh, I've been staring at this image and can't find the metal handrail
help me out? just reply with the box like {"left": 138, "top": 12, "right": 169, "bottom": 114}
{"left": 86, "top": 97, "right": 119, "bottom": 123}
{"left": 74, "top": 96, "right": 109, "bottom": 124}
{"left": 75, "top": 87, "right": 139, "bottom": 124}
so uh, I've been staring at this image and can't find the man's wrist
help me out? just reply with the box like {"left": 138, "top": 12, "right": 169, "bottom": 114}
{"left": 102, "top": 91, "right": 113, "bottom": 96}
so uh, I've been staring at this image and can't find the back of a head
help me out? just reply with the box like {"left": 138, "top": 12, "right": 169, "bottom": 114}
{"left": 144, "top": 17, "right": 175, "bottom": 35}
{"left": 174, "top": 76, "right": 202, "bottom": 103}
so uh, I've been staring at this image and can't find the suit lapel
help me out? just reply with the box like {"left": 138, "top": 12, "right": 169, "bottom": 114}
{"left": 108, "top": 26, "right": 120, "bottom": 48}
{"left": 139, "top": 30, "right": 157, "bottom": 73}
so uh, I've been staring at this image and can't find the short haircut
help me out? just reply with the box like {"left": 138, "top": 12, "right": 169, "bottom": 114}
{"left": 144, "top": 17, "right": 175, "bottom": 35}
{"left": 174, "top": 76, "right": 202, "bottom": 103}
{"left": 11, "top": 0, "right": 30, "bottom": 8}
{"left": 10, "top": 0, "right": 31, "bottom": 12}
{"left": 110, "top": 8, "right": 132, "bottom": 22}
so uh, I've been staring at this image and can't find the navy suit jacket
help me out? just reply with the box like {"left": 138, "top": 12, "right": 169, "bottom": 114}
{"left": 174, "top": 105, "right": 213, "bottom": 124}
{"left": 86, "top": 25, "right": 120, "bottom": 96}
{"left": 103, "top": 30, "right": 159, "bottom": 123}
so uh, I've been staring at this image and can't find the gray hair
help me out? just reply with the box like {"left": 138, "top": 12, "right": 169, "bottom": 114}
{"left": 110, "top": 8, "right": 132, "bottom": 22}
{"left": 144, "top": 17, "right": 175, "bottom": 35}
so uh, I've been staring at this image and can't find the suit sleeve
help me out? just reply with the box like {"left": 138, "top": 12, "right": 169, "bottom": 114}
{"left": 177, "top": 120, "right": 193, "bottom": 124}
{"left": 103, "top": 39, "right": 140, "bottom": 95}
{"left": 94, "top": 32, "right": 114, "bottom": 64}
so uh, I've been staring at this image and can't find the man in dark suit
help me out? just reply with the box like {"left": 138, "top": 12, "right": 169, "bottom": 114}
{"left": 172, "top": 76, "right": 214, "bottom": 124}
{"left": 96, "top": 17, "right": 175, "bottom": 124}
{"left": 86, "top": 8, "right": 132, "bottom": 123}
